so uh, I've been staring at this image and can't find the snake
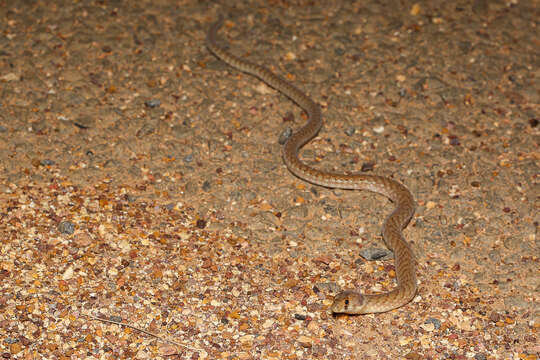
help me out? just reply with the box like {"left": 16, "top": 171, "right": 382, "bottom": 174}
{"left": 206, "top": 16, "right": 417, "bottom": 314}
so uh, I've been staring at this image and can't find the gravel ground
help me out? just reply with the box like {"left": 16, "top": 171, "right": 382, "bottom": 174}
{"left": 1, "top": 0, "right": 538, "bottom": 359}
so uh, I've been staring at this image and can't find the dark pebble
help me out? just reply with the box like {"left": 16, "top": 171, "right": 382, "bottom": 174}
{"left": 196, "top": 219, "right": 207, "bottom": 229}
{"left": 164, "top": 203, "right": 175, "bottom": 210}
{"left": 344, "top": 126, "right": 355, "bottom": 136}
{"left": 202, "top": 180, "right": 211, "bottom": 191}
{"left": 425, "top": 317, "right": 442, "bottom": 329}
{"left": 144, "top": 99, "right": 161, "bottom": 108}
{"left": 278, "top": 127, "right": 293, "bottom": 145}
{"left": 361, "top": 162, "right": 375, "bottom": 172}
{"left": 449, "top": 135, "right": 460, "bottom": 146}
{"left": 359, "top": 247, "right": 392, "bottom": 261}
{"left": 40, "top": 159, "right": 56, "bottom": 166}
{"left": 334, "top": 47, "right": 345, "bottom": 56}
{"left": 58, "top": 221, "right": 75, "bottom": 235}
{"left": 109, "top": 315, "right": 123, "bottom": 323}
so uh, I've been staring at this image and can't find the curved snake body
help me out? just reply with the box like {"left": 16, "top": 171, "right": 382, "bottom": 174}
{"left": 207, "top": 16, "right": 417, "bottom": 314}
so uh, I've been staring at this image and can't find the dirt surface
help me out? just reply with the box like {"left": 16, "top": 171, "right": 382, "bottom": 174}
{"left": 1, "top": 0, "right": 539, "bottom": 359}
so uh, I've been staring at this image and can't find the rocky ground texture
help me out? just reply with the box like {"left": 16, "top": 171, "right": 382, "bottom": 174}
{"left": 0, "top": 0, "right": 538, "bottom": 359}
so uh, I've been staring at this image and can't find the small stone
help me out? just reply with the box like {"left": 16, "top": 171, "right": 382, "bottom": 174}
{"left": 73, "top": 232, "right": 93, "bottom": 247}
{"left": 361, "top": 162, "right": 375, "bottom": 172}
{"left": 420, "top": 322, "right": 435, "bottom": 332}
{"left": 297, "top": 335, "right": 312, "bottom": 348}
{"left": 489, "top": 312, "right": 501, "bottom": 322}
{"left": 263, "top": 319, "right": 275, "bottom": 328}
{"left": 62, "top": 266, "right": 74, "bottom": 280}
{"left": 10, "top": 342, "right": 22, "bottom": 354}
{"left": 196, "top": 219, "right": 207, "bottom": 229}
{"left": 58, "top": 280, "right": 69, "bottom": 292}
{"left": 202, "top": 180, "right": 211, "bottom": 191}
{"left": 306, "top": 321, "right": 319, "bottom": 332}
{"left": 254, "top": 82, "right": 274, "bottom": 95}
{"left": 284, "top": 52, "right": 296, "bottom": 60}
{"left": 410, "top": 3, "right": 421, "bottom": 16}
{"left": 58, "top": 221, "right": 75, "bottom": 235}
{"left": 425, "top": 317, "right": 441, "bottom": 329}
{"left": 399, "top": 336, "right": 411, "bottom": 345}
{"left": 40, "top": 159, "right": 56, "bottom": 166}
{"left": 1, "top": 73, "right": 20, "bottom": 81}
{"left": 373, "top": 125, "right": 384, "bottom": 134}
{"left": 159, "top": 344, "right": 178, "bottom": 356}
{"left": 278, "top": 127, "right": 293, "bottom": 144}
{"left": 144, "top": 99, "right": 161, "bottom": 108}
{"left": 107, "top": 316, "right": 122, "bottom": 323}
{"left": 239, "top": 334, "right": 254, "bottom": 343}
{"left": 359, "top": 247, "right": 392, "bottom": 261}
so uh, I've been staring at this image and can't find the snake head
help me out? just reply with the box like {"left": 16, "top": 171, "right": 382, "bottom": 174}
{"left": 331, "top": 290, "right": 364, "bottom": 314}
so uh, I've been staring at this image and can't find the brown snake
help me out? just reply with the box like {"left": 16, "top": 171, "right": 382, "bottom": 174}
{"left": 207, "top": 16, "right": 417, "bottom": 314}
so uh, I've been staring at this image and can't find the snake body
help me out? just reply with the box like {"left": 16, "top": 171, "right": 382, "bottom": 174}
{"left": 207, "top": 16, "right": 417, "bottom": 314}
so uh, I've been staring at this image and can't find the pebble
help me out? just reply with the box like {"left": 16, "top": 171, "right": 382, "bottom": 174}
{"left": 359, "top": 247, "right": 392, "bottom": 260}
{"left": 424, "top": 318, "right": 442, "bottom": 330}
{"left": 57, "top": 221, "right": 75, "bottom": 235}
{"left": 278, "top": 127, "right": 293, "bottom": 144}
{"left": 144, "top": 99, "right": 161, "bottom": 108}
{"left": 344, "top": 126, "right": 356, "bottom": 136}
{"left": 40, "top": 159, "right": 56, "bottom": 166}
{"left": 297, "top": 335, "right": 312, "bottom": 348}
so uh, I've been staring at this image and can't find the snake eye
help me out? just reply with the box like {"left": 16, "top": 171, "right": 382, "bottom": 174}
{"left": 344, "top": 299, "right": 349, "bottom": 306}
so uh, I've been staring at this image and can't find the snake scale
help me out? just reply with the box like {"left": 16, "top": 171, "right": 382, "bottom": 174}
{"left": 206, "top": 16, "right": 417, "bottom": 314}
